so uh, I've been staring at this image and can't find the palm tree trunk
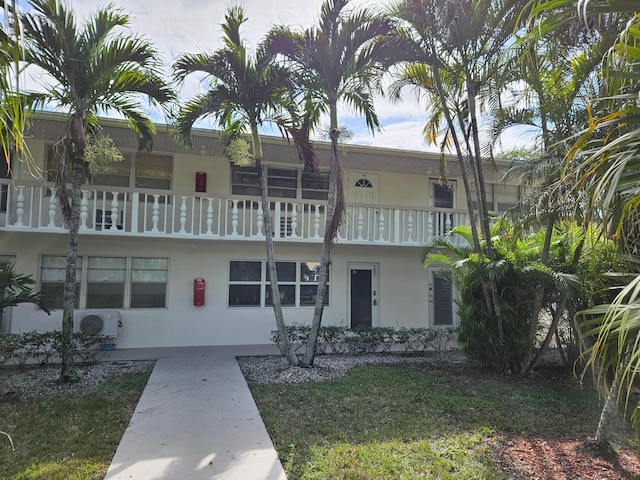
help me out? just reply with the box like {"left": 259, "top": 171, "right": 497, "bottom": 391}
{"left": 595, "top": 381, "right": 619, "bottom": 446}
{"left": 302, "top": 122, "right": 341, "bottom": 367}
{"left": 432, "top": 61, "right": 481, "bottom": 252}
{"left": 521, "top": 217, "right": 555, "bottom": 375}
{"left": 252, "top": 130, "right": 298, "bottom": 366}
{"left": 60, "top": 114, "right": 85, "bottom": 382}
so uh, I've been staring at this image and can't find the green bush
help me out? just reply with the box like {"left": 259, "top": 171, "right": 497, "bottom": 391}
{"left": 318, "top": 325, "right": 348, "bottom": 354}
{"left": 271, "top": 325, "right": 457, "bottom": 356}
{"left": 0, "top": 330, "right": 107, "bottom": 367}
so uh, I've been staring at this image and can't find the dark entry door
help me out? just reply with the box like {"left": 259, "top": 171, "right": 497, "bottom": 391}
{"left": 350, "top": 268, "right": 373, "bottom": 329}
{"left": 430, "top": 268, "right": 453, "bottom": 326}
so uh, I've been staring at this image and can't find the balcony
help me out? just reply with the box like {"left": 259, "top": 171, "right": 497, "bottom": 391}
{"left": 0, "top": 180, "right": 472, "bottom": 246}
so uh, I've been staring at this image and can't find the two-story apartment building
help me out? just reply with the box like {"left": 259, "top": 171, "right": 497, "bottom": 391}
{"left": 0, "top": 112, "right": 521, "bottom": 348}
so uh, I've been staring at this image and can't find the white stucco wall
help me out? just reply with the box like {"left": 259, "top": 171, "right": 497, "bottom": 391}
{"left": 0, "top": 231, "right": 434, "bottom": 348}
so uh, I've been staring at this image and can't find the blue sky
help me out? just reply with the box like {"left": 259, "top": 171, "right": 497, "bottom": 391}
{"left": 22, "top": 0, "right": 536, "bottom": 154}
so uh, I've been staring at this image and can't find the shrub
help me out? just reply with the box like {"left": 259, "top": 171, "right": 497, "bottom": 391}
{"left": 0, "top": 331, "right": 106, "bottom": 367}
{"left": 271, "top": 325, "right": 457, "bottom": 356}
{"left": 317, "top": 325, "right": 348, "bottom": 354}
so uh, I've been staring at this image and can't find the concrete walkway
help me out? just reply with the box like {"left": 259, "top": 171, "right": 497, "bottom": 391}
{"left": 102, "top": 346, "right": 286, "bottom": 480}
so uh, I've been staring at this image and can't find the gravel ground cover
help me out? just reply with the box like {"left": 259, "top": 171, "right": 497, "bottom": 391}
{"left": 0, "top": 360, "right": 155, "bottom": 399}
{"left": 237, "top": 350, "right": 468, "bottom": 385}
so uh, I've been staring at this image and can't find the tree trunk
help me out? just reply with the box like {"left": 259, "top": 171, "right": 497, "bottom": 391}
{"left": 529, "top": 295, "right": 568, "bottom": 372}
{"left": 595, "top": 381, "right": 618, "bottom": 446}
{"left": 60, "top": 114, "right": 85, "bottom": 382}
{"left": 431, "top": 61, "right": 481, "bottom": 252}
{"left": 302, "top": 123, "right": 341, "bottom": 367}
{"left": 252, "top": 129, "right": 298, "bottom": 366}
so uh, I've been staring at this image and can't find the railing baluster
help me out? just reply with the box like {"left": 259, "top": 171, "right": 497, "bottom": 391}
{"left": 15, "top": 186, "right": 24, "bottom": 226}
{"left": 178, "top": 196, "right": 187, "bottom": 234}
{"left": 356, "top": 208, "right": 364, "bottom": 240}
{"left": 231, "top": 200, "right": 239, "bottom": 236}
{"left": 47, "top": 188, "right": 58, "bottom": 228}
{"left": 79, "top": 190, "right": 88, "bottom": 229}
{"left": 150, "top": 194, "right": 160, "bottom": 232}
{"left": 377, "top": 209, "right": 385, "bottom": 242}
{"left": 110, "top": 192, "right": 119, "bottom": 231}
{"left": 205, "top": 198, "right": 214, "bottom": 235}
{"left": 290, "top": 203, "right": 298, "bottom": 238}
{"left": 256, "top": 202, "right": 264, "bottom": 237}
{"left": 313, "top": 205, "right": 321, "bottom": 238}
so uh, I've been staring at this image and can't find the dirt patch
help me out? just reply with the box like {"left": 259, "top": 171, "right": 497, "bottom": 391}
{"left": 493, "top": 434, "right": 640, "bottom": 480}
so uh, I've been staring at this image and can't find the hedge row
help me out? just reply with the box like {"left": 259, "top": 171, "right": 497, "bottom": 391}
{"left": 271, "top": 325, "right": 457, "bottom": 356}
{"left": 0, "top": 331, "right": 108, "bottom": 367}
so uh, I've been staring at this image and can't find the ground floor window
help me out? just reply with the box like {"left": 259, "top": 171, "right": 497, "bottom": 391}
{"left": 229, "top": 260, "right": 329, "bottom": 307}
{"left": 40, "top": 256, "right": 168, "bottom": 310}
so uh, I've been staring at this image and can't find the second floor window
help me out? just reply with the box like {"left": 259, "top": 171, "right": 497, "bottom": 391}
{"left": 231, "top": 164, "right": 329, "bottom": 201}
{"left": 47, "top": 148, "right": 173, "bottom": 191}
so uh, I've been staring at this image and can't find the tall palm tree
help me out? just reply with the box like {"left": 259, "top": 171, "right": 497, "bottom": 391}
{"left": 21, "top": 0, "right": 173, "bottom": 381}
{"left": 385, "top": 0, "right": 526, "bottom": 358}
{"left": 525, "top": 0, "right": 640, "bottom": 446}
{"left": 491, "top": 8, "right": 622, "bottom": 374}
{"left": 173, "top": 6, "right": 317, "bottom": 366}
{"left": 267, "top": 0, "right": 391, "bottom": 366}
{"left": 387, "top": 0, "right": 526, "bottom": 257}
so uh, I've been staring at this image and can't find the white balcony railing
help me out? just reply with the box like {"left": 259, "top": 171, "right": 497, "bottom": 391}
{"left": 0, "top": 180, "right": 472, "bottom": 246}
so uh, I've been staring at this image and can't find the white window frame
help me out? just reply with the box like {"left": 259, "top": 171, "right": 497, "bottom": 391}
{"left": 40, "top": 255, "right": 169, "bottom": 310}
{"left": 231, "top": 164, "right": 329, "bottom": 200}
{"left": 228, "top": 260, "right": 329, "bottom": 308}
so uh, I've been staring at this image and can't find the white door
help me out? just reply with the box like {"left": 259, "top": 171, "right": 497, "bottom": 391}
{"left": 349, "top": 173, "right": 378, "bottom": 204}
{"left": 348, "top": 264, "right": 379, "bottom": 328}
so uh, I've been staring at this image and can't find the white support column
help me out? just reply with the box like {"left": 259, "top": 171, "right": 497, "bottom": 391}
{"left": 407, "top": 211, "right": 414, "bottom": 243}
{"left": 356, "top": 207, "right": 364, "bottom": 240}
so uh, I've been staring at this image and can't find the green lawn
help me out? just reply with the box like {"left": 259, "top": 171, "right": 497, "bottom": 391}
{"left": 0, "top": 371, "right": 150, "bottom": 480}
{"left": 251, "top": 363, "right": 628, "bottom": 480}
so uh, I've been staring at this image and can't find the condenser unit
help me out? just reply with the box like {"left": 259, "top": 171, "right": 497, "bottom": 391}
{"left": 73, "top": 311, "right": 121, "bottom": 337}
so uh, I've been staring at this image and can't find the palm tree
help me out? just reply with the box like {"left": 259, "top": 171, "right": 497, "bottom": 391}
{"left": 0, "top": 1, "right": 29, "bottom": 172}
{"left": 525, "top": 0, "right": 640, "bottom": 447}
{"left": 173, "top": 6, "right": 317, "bottom": 366}
{"left": 267, "top": 0, "right": 391, "bottom": 366}
{"left": 0, "top": 263, "right": 51, "bottom": 313}
{"left": 21, "top": 0, "right": 173, "bottom": 381}
{"left": 385, "top": 0, "right": 526, "bottom": 357}
{"left": 492, "top": 10, "right": 623, "bottom": 374}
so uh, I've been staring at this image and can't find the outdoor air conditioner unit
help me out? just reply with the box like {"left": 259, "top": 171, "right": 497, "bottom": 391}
{"left": 73, "top": 311, "right": 121, "bottom": 338}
